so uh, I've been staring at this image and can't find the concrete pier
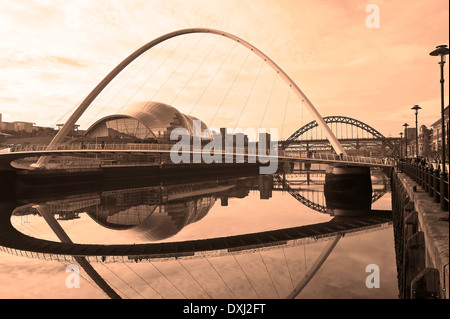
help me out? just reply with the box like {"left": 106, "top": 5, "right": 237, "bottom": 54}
{"left": 324, "top": 166, "right": 372, "bottom": 216}
{"left": 391, "top": 167, "right": 449, "bottom": 299}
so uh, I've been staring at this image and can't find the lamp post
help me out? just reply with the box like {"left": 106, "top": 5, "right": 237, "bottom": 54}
{"left": 430, "top": 44, "right": 449, "bottom": 173}
{"left": 403, "top": 123, "right": 409, "bottom": 158}
{"left": 400, "top": 132, "right": 403, "bottom": 158}
{"left": 411, "top": 105, "right": 421, "bottom": 159}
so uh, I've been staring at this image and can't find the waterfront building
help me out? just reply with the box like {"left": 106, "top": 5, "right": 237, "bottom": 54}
{"left": 84, "top": 101, "right": 208, "bottom": 144}
{"left": 430, "top": 105, "right": 449, "bottom": 155}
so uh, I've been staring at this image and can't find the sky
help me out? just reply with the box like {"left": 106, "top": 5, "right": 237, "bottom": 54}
{"left": 0, "top": 0, "right": 449, "bottom": 138}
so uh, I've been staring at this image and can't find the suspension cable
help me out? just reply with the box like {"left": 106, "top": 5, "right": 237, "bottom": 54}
{"left": 234, "top": 57, "right": 266, "bottom": 129}
{"left": 147, "top": 33, "right": 206, "bottom": 104}
{"left": 280, "top": 85, "right": 291, "bottom": 140}
{"left": 259, "top": 70, "right": 278, "bottom": 128}
{"left": 171, "top": 34, "right": 222, "bottom": 107}
{"left": 85, "top": 42, "right": 167, "bottom": 127}
{"left": 126, "top": 35, "right": 189, "bottom": 114}
{"left": 208, "top": 47, "right": 252, "bottom": 128}
{"left": 188, "top": 39, "right": 238, "bottom": 116}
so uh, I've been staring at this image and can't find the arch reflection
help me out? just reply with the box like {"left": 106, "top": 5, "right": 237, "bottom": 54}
{"left": 10, "top": 167, "right": 391, "bottom": 244}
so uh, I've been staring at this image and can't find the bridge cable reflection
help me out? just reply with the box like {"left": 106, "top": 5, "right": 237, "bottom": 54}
{"left": 200, "top": 252, "right": 237, "bottom": 298}
{"left": 258, "top": 251, "right": 281, "bottom": 298}
{"left": 121, "top": 261, "right": 164, "bottom": 299}
{"left": 286, "top": 235, "right": 342, "bottom": 299}
{"left": 177, "top": 259, "right": 213, "bottom": 299}
{"left": 34, "top": 205, "right": 122, "bottom": 299}
{"left": 100, "top": 262, "right": 145, "bottom": 299}
{"left": 10, "top": 212, "right": 112, "bottom": 298}
{"left": 150, "top": 261, "right": 188, "bottom": 299}
{"left": 233, "top": 254, "right": 260, "bottom": 298}
{"left": 282, "top": 247, "right": 295, "bottom": 289}
{"left": 3, "top": 172, "right": 393, "bottom": 299}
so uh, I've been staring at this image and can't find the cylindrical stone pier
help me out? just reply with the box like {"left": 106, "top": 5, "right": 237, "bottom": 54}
{"left": 324, "top": 166, "right": 372, "bottom": 216}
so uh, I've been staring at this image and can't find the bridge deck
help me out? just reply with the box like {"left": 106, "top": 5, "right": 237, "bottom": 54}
{"left": 0, "top": 144, "right": 394, "bottom": 169}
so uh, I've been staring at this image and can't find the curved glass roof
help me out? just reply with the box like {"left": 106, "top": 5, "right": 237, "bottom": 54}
{"left": 85, "top": 101, "right": 208, "bottom": 142}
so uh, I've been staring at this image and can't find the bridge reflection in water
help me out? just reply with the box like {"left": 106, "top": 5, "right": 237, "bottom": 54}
{"left": 0, "top": 167, "right": 392, "bottom": 299}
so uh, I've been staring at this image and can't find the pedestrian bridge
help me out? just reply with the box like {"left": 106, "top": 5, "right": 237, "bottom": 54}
{"left": 0, "top": 143, "right": 395, "bottom": 171}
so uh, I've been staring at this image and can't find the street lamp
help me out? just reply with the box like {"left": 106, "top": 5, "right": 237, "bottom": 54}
{"left": 399, "top": 132, "right": 403, "bottom": 158}
{"left": 403, "top": 123, "right": 409, "bottom": 158}
{"left": 430, "top": 44, "right": 449, "bottom": 173}
{"left": 411, "top": 104, "right": 421, "bottom": 159}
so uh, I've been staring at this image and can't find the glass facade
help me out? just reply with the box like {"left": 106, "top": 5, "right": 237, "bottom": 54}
{"left": 85, "top": 101, "right": 208, "bottom": 143}
{"left": 86, "top": 117, "right": 157, "bottom": 142}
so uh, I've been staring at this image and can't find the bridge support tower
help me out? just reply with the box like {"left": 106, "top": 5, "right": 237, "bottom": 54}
{"left": 324, "top": 166, "right": 372, "bottom": 216}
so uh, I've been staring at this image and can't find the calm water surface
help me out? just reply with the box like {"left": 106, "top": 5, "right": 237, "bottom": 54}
{"left": 0, "top": 167, "right": 398, "bottom": 299}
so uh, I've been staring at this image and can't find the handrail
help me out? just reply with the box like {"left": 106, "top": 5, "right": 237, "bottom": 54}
{"left": 398, "top": 161, "right": 449, "bottom": 211}
{"left": 1, "top": 143, "right": 394, "bottom": 166}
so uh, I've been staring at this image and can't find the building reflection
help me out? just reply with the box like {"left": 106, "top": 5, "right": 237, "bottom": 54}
{"left": 2, "top": 169, "right": 393, "bottom": 299}
{"left": 13, "top": 176, "right": 273, "bottom": 241}
{"left": 11, "top": 168, "right": 390, "bottom": 243}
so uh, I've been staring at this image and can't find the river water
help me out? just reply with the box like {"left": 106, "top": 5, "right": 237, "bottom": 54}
{"left": 0, "top": 166, "right": 398, "bottom": 299}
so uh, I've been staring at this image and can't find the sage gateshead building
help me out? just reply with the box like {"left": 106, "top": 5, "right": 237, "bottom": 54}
{"left": 84, "top": 101, "right": 208, "bottom": 144}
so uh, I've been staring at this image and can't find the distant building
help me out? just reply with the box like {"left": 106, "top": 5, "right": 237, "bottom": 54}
{"left": 12, "top": 121, "right": 34, "bottom": 133}
{"left": 430, "top": 105, "right": 449, "bottom": 155}
{"left": 418, "top": 125, "right": 433, "bottom": 157}
{"left": 404, "top": 127, "right": 416, "bottom": 142}
{"left": 0, "top": 113, "right": 35, "bottom": 133}
{"left": 404, "top": 127, "right": 417, "bottom": 157}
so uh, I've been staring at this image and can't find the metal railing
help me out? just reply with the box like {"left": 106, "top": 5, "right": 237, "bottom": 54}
{"left": 281, "top": 150, "right": 393, "bottom": 166}
{"left": 0, "top": 142, "right": 175, "bottom": 153}
{"left": 0, "top": 143, "right": 394, "bottom": 166}
{"left": 398, "top": 161, "right": 449, "bottom": 211}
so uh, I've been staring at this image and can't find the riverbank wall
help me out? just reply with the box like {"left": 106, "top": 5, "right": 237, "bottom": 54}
{"left": 391, "top": 167, "right": 449, "bottom": 299}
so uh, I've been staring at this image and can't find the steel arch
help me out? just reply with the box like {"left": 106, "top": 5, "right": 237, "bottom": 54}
{"left": 35, "top": 28, "right": 345, "bottom": 167}
{"left": 284, "top": 116, "right": 397, "bottom": 152}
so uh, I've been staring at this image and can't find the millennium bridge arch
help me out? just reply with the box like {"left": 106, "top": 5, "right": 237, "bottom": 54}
{"left": 35, "top": 28, "right": 346, "bottom": 167}
{"left": 282, "top": 115, "right": 398, "bottom": 155}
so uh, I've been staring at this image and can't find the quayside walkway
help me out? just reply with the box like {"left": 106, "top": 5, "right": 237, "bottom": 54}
{"left": 391, "top": 161, "right": 448, "bottom": 299}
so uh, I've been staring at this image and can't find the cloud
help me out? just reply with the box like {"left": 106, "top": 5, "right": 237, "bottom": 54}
{"left": 0, "top": 0, "right": 448, "bottom": 137}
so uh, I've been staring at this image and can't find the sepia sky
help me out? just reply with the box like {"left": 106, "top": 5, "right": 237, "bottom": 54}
{"left": 0, "top": 0, "right": 448, "bottom": 138}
